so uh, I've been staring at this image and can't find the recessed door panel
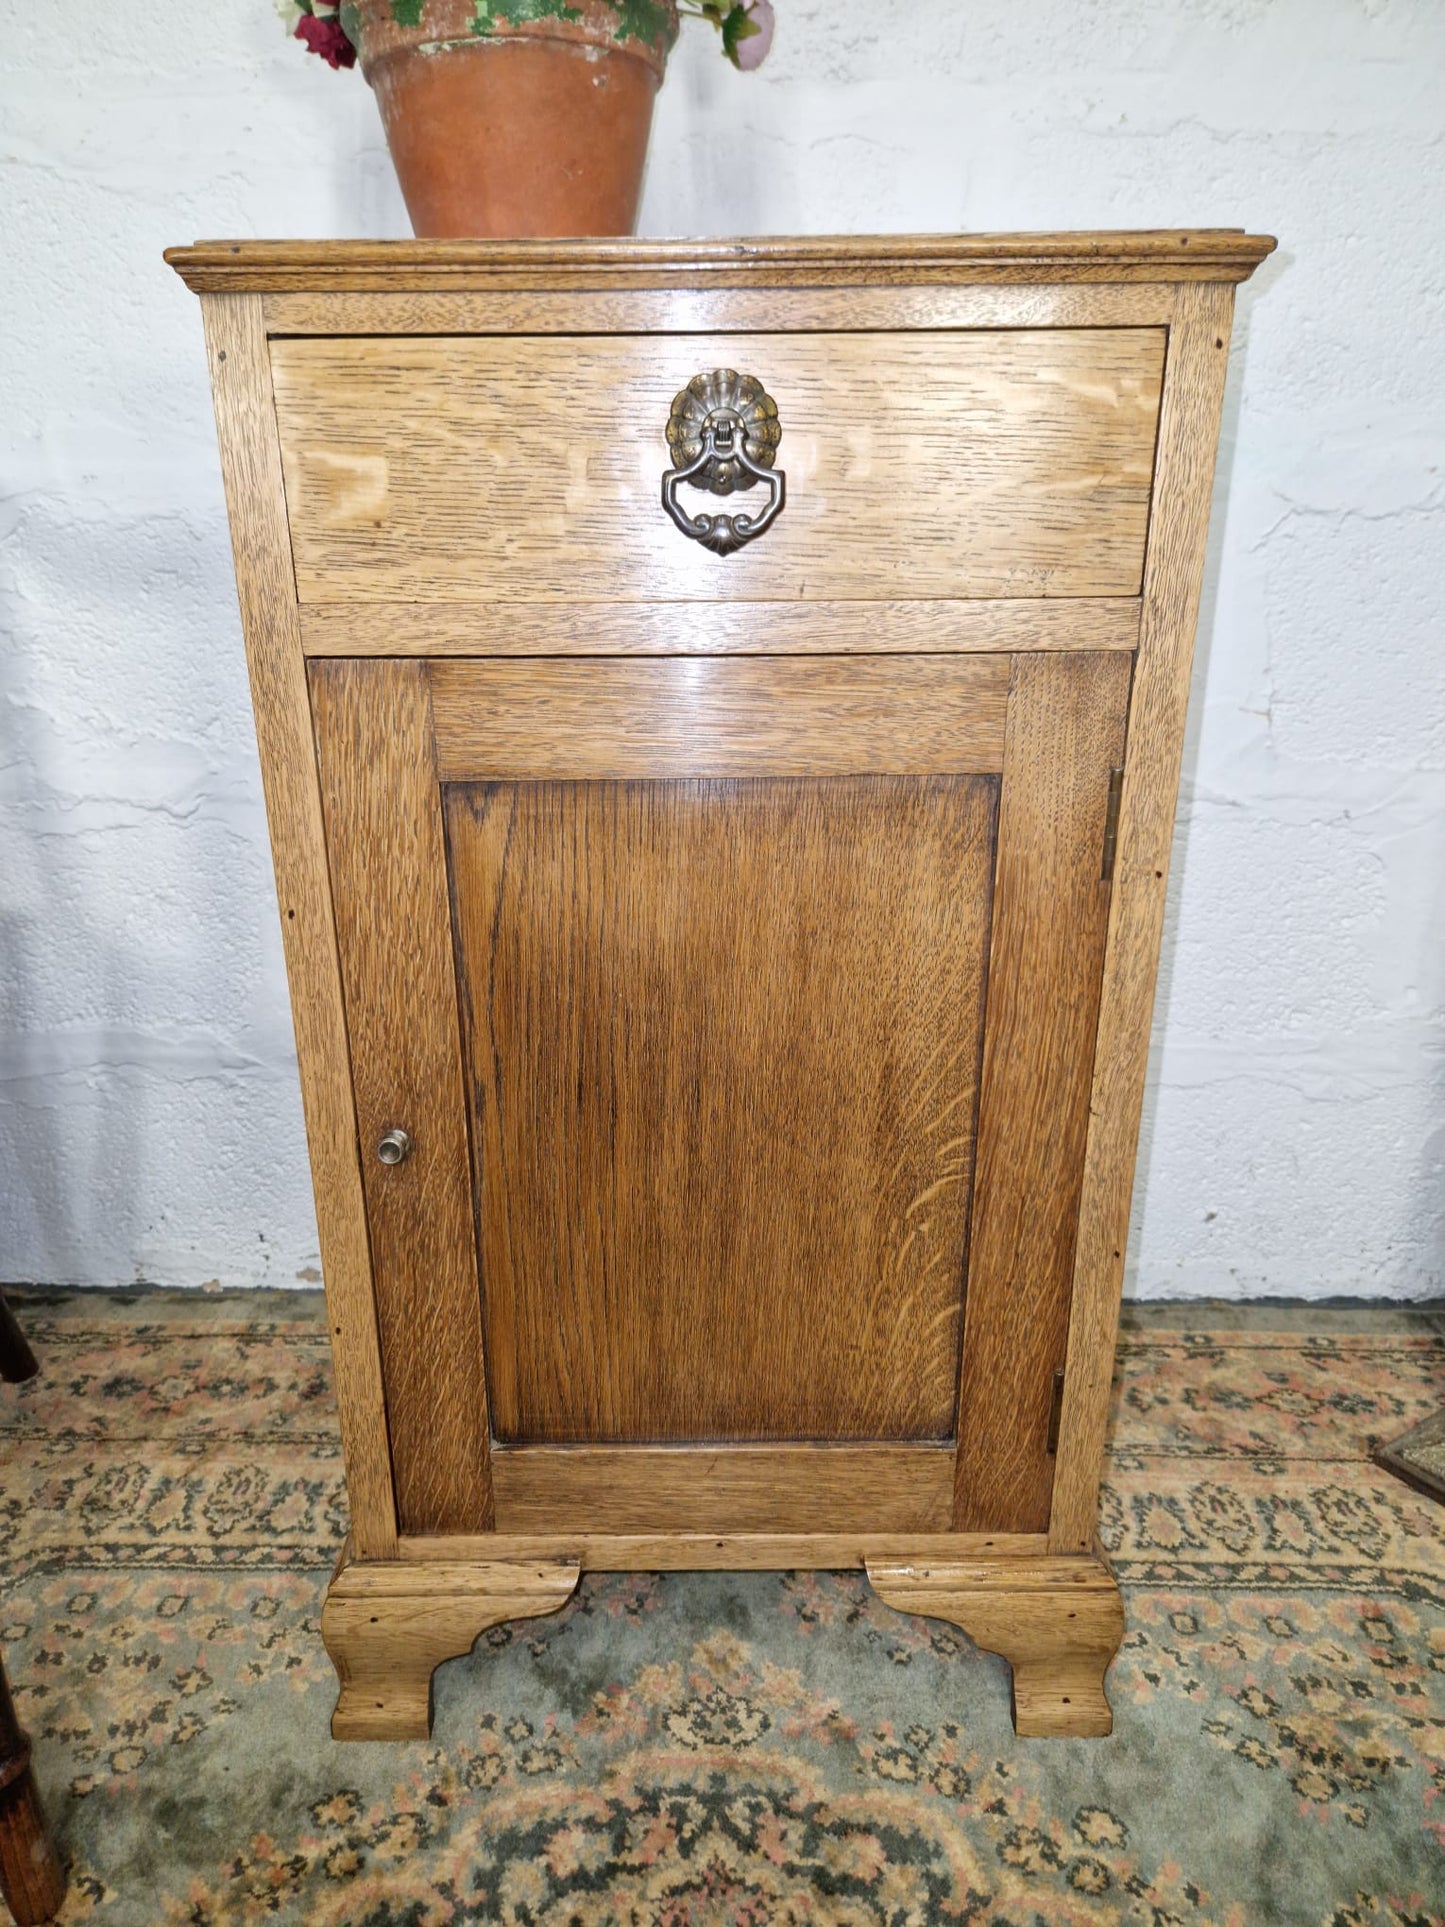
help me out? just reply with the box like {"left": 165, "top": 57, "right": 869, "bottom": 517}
{"left": 446, "top": 771, "right": 997, "bottom": 1445}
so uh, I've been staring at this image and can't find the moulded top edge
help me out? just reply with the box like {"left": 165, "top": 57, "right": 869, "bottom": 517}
{"left": 164, "top": 230, "right": 1278, "bottom": 295}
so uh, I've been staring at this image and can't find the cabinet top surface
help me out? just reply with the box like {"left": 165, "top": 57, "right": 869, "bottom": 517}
{"left": 165, "top": 230, "right": 1275, "bottom": 295}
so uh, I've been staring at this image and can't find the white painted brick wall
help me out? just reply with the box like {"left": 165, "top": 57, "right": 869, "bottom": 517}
{"left": 2, "top": 0, "right": 1441, "bottom": 1298}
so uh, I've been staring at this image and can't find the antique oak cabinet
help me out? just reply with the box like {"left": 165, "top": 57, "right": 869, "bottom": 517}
{"left": 168, "top": 232, "right": 1272, "bottom": 1741}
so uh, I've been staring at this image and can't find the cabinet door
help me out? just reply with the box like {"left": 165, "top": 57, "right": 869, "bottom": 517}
{"left": 310, "top": 652, "right": 1129, "bottom": 1538}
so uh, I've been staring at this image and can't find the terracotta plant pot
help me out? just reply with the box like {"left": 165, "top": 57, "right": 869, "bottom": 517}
{"left": 345, "top": 0, "right": 678, "bottom": 237}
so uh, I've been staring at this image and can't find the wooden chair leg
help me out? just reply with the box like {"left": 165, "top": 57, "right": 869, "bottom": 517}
{"left": 321, "top": 1554, "right": 581, "bottom": 1740}
{"left": 866, "top": 1551, "right": 1125, "bottom": 1738}
{"left": 0, "top": 1659, "right": 65, "bottom": 1926}
{"left": 0, "top": 1291, "right": 39, "bottom": 1386}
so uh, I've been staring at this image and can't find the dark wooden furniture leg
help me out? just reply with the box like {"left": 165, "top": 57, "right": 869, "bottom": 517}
{"left": 0, "top": 1290, "right": 66, "bottom": 1924}
{"left": 0, "top": 1290, "right": 38, "bottom": 1387}
{"left": 0, "top": 1661, "right": 65, "bottom": 1926}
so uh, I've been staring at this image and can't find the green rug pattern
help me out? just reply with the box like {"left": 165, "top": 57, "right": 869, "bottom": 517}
{"left": 1, "top": 1292, "right": 1442, "bottom": 1924}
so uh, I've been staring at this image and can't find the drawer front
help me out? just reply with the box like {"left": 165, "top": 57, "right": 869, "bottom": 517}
{"left": 272, "top": 329, "right": 1165, "bottom": 605}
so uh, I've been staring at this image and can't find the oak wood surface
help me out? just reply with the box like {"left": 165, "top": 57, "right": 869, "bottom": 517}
{"left": 309, "top": 659, "right": 492, "bottom": 1536}
{"left": 167, "top": 230, "right": 1277, "bottom": 294}
{"left": 428, "top": 656, "right": 1009, "bottom": 779}
{"left": 299, "top": 597, "right": 1141, "bottom": 659}
{"left": 262, "top": 286, "right": 1182, "bottom": 340}
{"left": 1048, "top": 283, "right": 1239, "bottom": 1553}
{"left": 491, "top": 1444, "right": 955, "bottom": 1533}
{"left": 397, "top": 1531, "right": 1049, "bottom": 1570}
{"left": 866, "top": 1550, "right": 1125, "bottom": 1737}
{"left": 318, "top": 1542, "right": 1121, "bottom": 1743}
{"left": 180, "top": 234, "right": 1268, "bottom": 1748}
{"left": 447, "top": 762, "right": 996, "bottom": 1446}
{"left": 953, "top": 653, "right": 1132, "bottom": 1532}
{"left": 322, "top": 1552, "right": 580, "bottom": 1740}
{"left": 270, "top": 330, "right": 1165, "bottom": 605}
{"left": 198, "top": 295, "right": 398, "bottom": 1560}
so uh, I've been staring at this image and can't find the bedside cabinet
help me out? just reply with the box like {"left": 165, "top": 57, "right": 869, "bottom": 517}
{"left": 167, "top": 231, "right": 1273, "bottom": 1741}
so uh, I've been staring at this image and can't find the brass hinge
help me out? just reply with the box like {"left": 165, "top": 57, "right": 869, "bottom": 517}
{"left": 1101, "top": 766, "right": 1125, "bottom": 882}
{"left": 1046, "top": 1367, "right": 1066, "bottom": 1455}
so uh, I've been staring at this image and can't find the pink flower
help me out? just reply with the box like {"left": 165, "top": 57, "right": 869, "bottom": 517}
{"left": 735, "top": 0, "right": 774, "bottom": 70}
{"left": 296, "top": 12, "right": 357, "bottom": 67}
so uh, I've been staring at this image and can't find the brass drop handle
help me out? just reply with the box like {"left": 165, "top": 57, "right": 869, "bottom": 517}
{"left": 376, "top": 1128, "right": 413, "bottom": 1167}
{"left": 662, "top": 370, "right": 786, "bottom": 557}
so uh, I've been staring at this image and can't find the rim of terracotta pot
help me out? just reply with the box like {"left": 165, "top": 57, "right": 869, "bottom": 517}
{"left": 342, "top": 0, "right": 680, "bottom": 84}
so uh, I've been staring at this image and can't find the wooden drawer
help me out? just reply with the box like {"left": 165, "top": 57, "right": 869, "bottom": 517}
{"left": 271, "top": 329, "right": 1165, "bottom": 605}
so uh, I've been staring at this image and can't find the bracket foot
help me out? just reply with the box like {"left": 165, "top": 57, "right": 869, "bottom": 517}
{"left": 321, "top": 1554, "right": 581, "bottom": 1740}
{"left": 866, "top": 1550, "right": 1124, "bottom": 1738}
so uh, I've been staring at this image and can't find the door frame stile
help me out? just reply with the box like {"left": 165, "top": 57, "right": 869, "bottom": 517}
{"left": 199, "top": 293, "right": 398, "bottom": 1559}
{"left": 309, "top": 659, "right": 495, "bottom": 1535}
{"left": 952, "top": 651, "right": 1132, "bottom": 1532}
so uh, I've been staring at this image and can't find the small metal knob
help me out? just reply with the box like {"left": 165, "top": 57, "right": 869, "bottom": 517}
{"left": 376, "top": 1128, "right": 413, "bottom": 1167}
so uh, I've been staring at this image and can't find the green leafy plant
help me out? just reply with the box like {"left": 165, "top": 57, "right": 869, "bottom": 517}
{"left": 280, "top": 0, "right": 775, "bottom": 70}
{"left": 680, "top": 0, "right": 774, "bottom": 69}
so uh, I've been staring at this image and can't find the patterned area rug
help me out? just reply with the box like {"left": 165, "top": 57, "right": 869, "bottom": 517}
{"left": 1, "top": 1291, "right": 1442, "bottom": 1926}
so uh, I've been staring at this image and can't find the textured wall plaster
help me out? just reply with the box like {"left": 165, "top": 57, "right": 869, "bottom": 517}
{"left": 1, "top": 0, "right": 1441, "bottom": 1299}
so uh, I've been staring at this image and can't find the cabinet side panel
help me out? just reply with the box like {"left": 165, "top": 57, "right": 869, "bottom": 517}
{"left": 954, "top": 651, "right": 1132, "bottom": 1532}
{"left": 198, "top": 295, "right": 397, "bottom": 1557}
{"left": 1049, "top": 283, "right": 1238, "bottom": 1553}
{"left": 309, "top": 659, "right": 493, "bottom": 1534}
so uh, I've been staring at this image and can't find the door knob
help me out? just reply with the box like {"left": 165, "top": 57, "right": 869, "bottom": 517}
{"left": 376, "top": 1127, "right": 413, "bottom": 1167}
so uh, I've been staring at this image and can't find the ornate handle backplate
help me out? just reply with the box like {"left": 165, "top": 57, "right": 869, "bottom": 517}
{"left": 662, "top": 370, "right": 786, "bottom": 557}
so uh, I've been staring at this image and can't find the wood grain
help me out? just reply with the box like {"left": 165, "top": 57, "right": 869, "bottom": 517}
{"left": 0, "top": 1291, "right": 38, "bottom": 1384}
{"left": 491, "top": 1444, "right": 955, "bottom": 1533}
{"left": 270, "top": 330, "right": 1166, "bottom": 604}
{"left": 398, "top": 1531, "right": 1049, "bottom": 1570}
{"left": 322, "top": 1549, "right": 579, "bottom": 1740}
{"left": 0, "top": 1658, "right": 66, "bottom": 1926}
{"left": 866, "top": 1549, "right": 1125, "bottom": 1737}
{"left": 953, "top": 653, "right": 1132, "bottom": 1532}
{"left": 299, "top": 598, "right": 1142, "bottom": 658}
{"left": 1048, "top": 284, "right": 1239, "bottom": 1554}
{"left": 428, "top": 656, "right": 1009, "bottom": 779}
{"left": 167, "top": 230, "right": 1277, "bottom": 294}
{"left": 179, "top": 236, "right": 1272, "bottom": 1744}
{"left": 445, "top": 766, "right": 997, "bottom": 1445}
{"left": 309, "top": 659, "right": 492, "bottom": 1536}
{"left": 322, "top": 1539, "right": 1117, "bottom": 1742}
{"left": 260, "top": 285, "right": 1181, "bottom": 337}
{"left": 197, "top": 295, "right": 398, "bottom": 1560}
